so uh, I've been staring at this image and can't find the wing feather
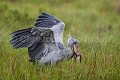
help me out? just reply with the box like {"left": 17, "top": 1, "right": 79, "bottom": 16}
{"left": 10, "top": 26, "right": 56, "bottom": 62}
{"left": 28, "top": 27, "right": 56, "bottom": 61}
{"left": 10, "top": 12, "right": 64, "bottom": 63}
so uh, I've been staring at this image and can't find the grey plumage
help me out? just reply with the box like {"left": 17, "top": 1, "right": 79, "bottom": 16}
{"left": 67, "top": 34, "right": 79, "bottom": 47}
{"left": 10, "top": 12, "right": 80, "bottom": 65}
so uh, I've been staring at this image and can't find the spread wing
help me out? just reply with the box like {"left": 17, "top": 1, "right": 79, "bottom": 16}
{"left": 10, "top": 27, "right": 58, "bottom": 62}
{"left": 28, "top": 27, "right": 58, "bottom": 61}
{"left": 10, "top": 13, "right": 63, "bottom": 62}
{"left": 35, "top": 12, "right": 60, "bottom": 28}
{"left": 35, "top": 13, "right": 51, "bottom": 28}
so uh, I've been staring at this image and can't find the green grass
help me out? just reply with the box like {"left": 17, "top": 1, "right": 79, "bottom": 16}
{"left": 0, "top": 0, "right": 120, "bottom": 80}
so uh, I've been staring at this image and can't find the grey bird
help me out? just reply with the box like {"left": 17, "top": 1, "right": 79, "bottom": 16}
{"left": 10, "top": 13, "right": 81, "bottom": 65}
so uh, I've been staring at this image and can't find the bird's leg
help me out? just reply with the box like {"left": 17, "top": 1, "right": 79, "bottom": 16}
{"left": 50, "top": 61, "right": 56, "bottom": 68}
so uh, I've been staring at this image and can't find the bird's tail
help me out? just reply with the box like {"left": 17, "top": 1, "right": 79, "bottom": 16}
{"left": 10, "top": 27, "right": 33, "bottom": 49}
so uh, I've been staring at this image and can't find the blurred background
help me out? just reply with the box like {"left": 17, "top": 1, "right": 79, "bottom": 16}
{"left": 0, "top": 0, "right": 120, "bottom": 42}
{"left": 0, "top": 0, "right": 120, "bottom": 80}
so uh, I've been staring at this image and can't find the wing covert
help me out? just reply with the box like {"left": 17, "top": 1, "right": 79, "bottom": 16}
{"left": 28, "top": 27, "right": 56, "bottom": 61}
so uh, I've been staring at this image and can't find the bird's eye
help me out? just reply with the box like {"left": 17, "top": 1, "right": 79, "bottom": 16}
{"left": 74, "top": 42, "right": 77, "bottom": 44}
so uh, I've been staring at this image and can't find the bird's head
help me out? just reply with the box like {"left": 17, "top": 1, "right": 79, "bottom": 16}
{"left": 67, "top": 35, "right": 81, "bottom": 62}
{"left": 35, "top": 13, "right": 65, "bottom": 30}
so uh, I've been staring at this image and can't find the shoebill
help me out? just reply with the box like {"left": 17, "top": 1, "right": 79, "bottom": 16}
{"left": 10, "top": 13, "right": 81, "bottom": 65}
